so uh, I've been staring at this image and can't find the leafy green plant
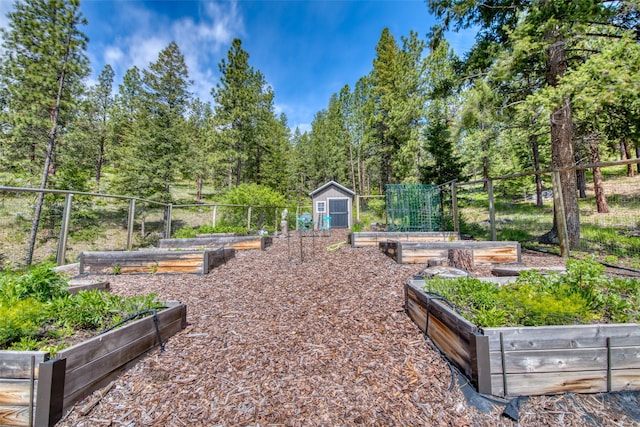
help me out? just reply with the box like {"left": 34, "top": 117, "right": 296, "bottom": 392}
{"left": 0, "top": 263, "right": 69, "bottom": 304}
{"left": 351, "top": 220, "right": 363, "bottom": 232}
{"left": 112, "top": 264, "right": 121, "bottom": 275}
{"left": 422, "top": 258, "right": 639, "bottom": 327}
{"left": 0, "top": 264, "right": 166, "bottom": 350}
{"left": 0, "top": 299, "right": 49, "bottom": 347}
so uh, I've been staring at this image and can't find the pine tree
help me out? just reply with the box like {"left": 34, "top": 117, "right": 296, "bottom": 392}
{"left": 369, "top": 28, "right": 426, "bottom": 187}
{"left": 421, "top": 37, "right": 463, "bottom": 185}
{"left": 111, "top": 42, "right": 192, "bottom": 227}
{"left": 0, "top": 0, "right": 89, "bottom": 265}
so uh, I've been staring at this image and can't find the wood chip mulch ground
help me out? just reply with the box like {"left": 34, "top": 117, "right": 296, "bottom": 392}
{"left": 58, "top": 230, "right": 639, "bottom": 426}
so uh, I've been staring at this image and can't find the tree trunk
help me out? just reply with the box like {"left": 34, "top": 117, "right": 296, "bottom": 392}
{"left": 539, "top": 31, "right": 580, "bottom": 249}
{"left": 589, "top": 134, "right": 609, "bottom": 213}
{"left": 196, "top": 175, "right": 203, "bottom": 202}
{"left": 349, "top": 144, "right": 356, "bottom": 193}
{"left": 448, "top": 249, "right": 474, "bottom": 271}
{"left": 26, "top": 31, "right": 72, "bottom": 266}
{"left": 95, "top": 136, "right": 104, "bottom": 190}
{"left": 531, "top": 134, "right": 544, "bottom": 208}
{"left": 636, "top": 145, "right": 640, "bottom": 174}
{"left": 576, "top": 169, "right": 587, "bottom": 199}
{"left": 623, "top": 140, "right": 634, "bottom": 177}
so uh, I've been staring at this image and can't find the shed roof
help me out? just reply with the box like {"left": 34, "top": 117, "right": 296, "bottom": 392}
{"left": 309, "top": 180, "right": 356, "bottom": 197}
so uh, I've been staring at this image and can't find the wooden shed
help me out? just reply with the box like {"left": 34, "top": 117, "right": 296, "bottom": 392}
{"left": 309, "top": 181, "right": 355, "bottom": 229}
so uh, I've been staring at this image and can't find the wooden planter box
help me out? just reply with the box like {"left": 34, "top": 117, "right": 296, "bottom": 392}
{"left": 67, "top": 279, "right": 110, "bottom": 295}
{"left": 349, "top": 231, "right": 459, "bottom": 248}
{"left": 383, "top": 241, "right": 521, "bottom": 264}
{"left": 405, "top": 280, "right": 640, "bottom": 398}
{"left": 0, "top": 302, "right": 186, "bottom": 426}
{"left": 79, "top": 248, "right": 234, "bottom": 274}
{"left": 158, "top": 235, "right": 272, "bottom": 251}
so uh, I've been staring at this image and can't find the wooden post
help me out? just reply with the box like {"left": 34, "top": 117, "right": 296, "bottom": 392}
{"left": 165, "top": 204, "right": 172, "bottom": 238}
{"left": 275, "top": 208, "right": 279, "bottom": 232}
{"left": 471, "top": 334, "right": 492, "bottom": 395}
{"left": 451, "top": 181, "right": 459, "bottom": 233}
{"left": 126, "top": 199, "right": 135, "bottom": 251}
{"left": 212, "top": 205, "right": 217, "bottom": 228}
{"left": 487, "top": 179, "right": 496, "bottom": 241}
{"left": 56, "top": 193, "right": 73, "bottom": 265}
{"left": 551, "top": 170, "right": 570, "bottom": 258}
{"left": 35, "top": 358, "right": 66, "bottom": 427}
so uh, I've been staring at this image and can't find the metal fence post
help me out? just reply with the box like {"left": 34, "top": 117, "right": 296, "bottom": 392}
{"left": 451, "top": 181, "right": 459, "bottom": 233}
{"left": 356, "top": 195, "right": 360, "bottom": 221}
{"left": 165, "top": 204, "right": 172, "bottom": 238}
{"left": 487, "top": 179, "right": 496, "bottom": 241}
{"left": 247, "top": 206, "right": 252, "bottom": 231}
{"left": 126, "top": 199, "right": 136, "bottom": 250}
{"left": 212, "top": 205, "right": 217, "bottom": 228}
{"left": 56, "top": 193, "right": 73, "bottom": 265}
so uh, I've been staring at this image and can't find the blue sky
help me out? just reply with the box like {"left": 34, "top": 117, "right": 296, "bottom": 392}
{"left": 1, "top": 0, "right": 475, "bottom": 132}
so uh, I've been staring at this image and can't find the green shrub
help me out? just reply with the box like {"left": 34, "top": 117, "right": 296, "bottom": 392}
{"left": 218, "top": 183, "right": 286, "bottom": 230}
{"left": 367, "top": 198, "right": 386, "bottom": 218}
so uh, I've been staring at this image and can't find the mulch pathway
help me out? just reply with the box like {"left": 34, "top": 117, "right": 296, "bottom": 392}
{"left": 58, "top": 230, "right": 638, "bottom": 426}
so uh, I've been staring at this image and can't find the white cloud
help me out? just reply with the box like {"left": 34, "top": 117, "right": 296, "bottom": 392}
{"left": 104, "top": 46, "right": 124, "bottom": 65}
{"left": 96, "top": 1, "right": 244, "bottom": 104}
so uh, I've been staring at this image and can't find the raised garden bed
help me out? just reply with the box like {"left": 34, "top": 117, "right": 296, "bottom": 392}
{"left": 349, "top": 231, "right": 459, "bottom": 248}
{"left": 382, "top": 241, "right": 521, "bottom": 264}
{"left": 404, "top": 279, "right": 640, "bottom": 398}
{"left": 0, "top": 302, "right": 186, "bottom": 426}
{"left": 67, "top": 279, "right": 110, "bottom": 295}
{"left": 79, "top": 248, "right": 234, "bottom": 275}
{"left": 159, "top": 235, "right": 272, "bottom": 251}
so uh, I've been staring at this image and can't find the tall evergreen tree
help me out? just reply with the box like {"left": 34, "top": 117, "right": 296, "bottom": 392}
{"left": 111, "top": 42, "right": 192, "bottom": 226}
{"left": 64, "top": 64, "right": 115, "bottom": 191}
{"left": 212, "top": 38, "right": 276, "bottom": 188}
{"left": 182, "top": 99, "right": 214, "bottom": 202}
{"left": 0, "top": 0, "right": 89, "bottom": 265}
{"left": 421, "top": 37, "right": 463, "bottom": 185}
{"left": 369, "top": 28, "right": 426, "bottom": 187}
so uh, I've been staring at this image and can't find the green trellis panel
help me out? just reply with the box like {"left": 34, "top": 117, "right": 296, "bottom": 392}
{"left": 386, "top": 184, "right": 442, "bottom": 232}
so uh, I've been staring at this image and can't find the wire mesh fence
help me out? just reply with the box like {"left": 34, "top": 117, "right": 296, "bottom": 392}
{"left": 446, "top": 160, "right": 640, "bottom": 266}
{"left": 386, "top": 184, "right": 442, "bottom": 232}
{"left": 0, "top": 185, "right": 315, "bottom": 268}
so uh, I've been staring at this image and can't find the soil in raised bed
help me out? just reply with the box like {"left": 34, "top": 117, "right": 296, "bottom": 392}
{"left": 57, "top": 230, "right": 639, "bottom": 426}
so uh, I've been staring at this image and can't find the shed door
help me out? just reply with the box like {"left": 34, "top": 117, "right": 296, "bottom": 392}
{"left": 329, "top": 199, "right": 349, "bottom": 228}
